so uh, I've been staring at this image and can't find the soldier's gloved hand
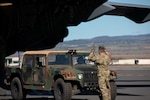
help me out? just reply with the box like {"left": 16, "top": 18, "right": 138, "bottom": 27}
{"left": 91, "top": 45, "right": 96, "bottom": 52}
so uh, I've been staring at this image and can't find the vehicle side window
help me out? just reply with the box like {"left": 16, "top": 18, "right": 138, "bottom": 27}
{"left": 48, "top": 54, "right": 69, "bottom": 65}
{"left": 48, "top": 54, "right": 56, "bottom": 65}
{"left": 55, "top": 55, "right": 67, "bottom": 64}
{"left": 35, "top": 55, "right": 46, "bottom": 67}
{"left": 23, "top": 55, "right": 33, "bottom": 67}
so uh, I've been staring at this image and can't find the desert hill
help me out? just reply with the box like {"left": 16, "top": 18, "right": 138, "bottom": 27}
{"left": 53, "top": 34, "right": 150, "bottom": 59}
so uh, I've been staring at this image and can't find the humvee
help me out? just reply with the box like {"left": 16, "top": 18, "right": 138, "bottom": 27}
{"left": 5, "top": 50, "right": 117, "bottom": 100}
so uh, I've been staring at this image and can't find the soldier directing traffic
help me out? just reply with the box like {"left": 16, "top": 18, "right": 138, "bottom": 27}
{"left": 88, "top": 46, "right": 111, "bottom": 100}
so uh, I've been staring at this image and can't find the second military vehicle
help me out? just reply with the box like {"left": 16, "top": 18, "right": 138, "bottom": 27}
{"left": 5, "top": 50, "right": 117, "bottom": 100}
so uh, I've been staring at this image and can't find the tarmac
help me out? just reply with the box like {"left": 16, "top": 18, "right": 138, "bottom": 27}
{"left": 0, "top": 64, "right": 150, "bottom": 96}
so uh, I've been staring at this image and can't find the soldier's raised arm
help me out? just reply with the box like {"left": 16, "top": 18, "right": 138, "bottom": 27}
{"left": 88, "top": 46, "right": 96, "bottom": 62}
{"left": 88, "top": 46, "right": 108, "bottom": 65}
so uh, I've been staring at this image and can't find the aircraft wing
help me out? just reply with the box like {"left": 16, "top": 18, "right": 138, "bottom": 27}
{"left": 87, "top": 2, "right": 150, "bottom": 23}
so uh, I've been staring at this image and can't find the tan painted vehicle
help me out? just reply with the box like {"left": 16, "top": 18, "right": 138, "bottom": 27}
{"left": 5, "top": 50, "right": 117, "bottom": 100}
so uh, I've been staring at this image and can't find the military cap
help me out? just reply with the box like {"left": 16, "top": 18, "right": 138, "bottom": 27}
{"left": 98, "top": 46, "right": 105, "bottom": 51}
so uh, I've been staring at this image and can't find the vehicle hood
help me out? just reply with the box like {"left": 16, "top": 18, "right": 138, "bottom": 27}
{"left": 74, "top": 64, "right": 97, "bottom": 72}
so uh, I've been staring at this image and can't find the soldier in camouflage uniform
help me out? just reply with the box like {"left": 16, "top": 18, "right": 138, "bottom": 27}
{"left": 88, "top": 46, "right": 111, "bottom": 100}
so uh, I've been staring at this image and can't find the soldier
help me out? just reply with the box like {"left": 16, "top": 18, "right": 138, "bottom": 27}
{"left": 88, "top": 46, "right": 111, "bottom": 100}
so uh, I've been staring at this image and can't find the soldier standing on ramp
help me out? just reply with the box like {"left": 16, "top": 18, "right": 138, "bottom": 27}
{"left": 88, "top": 46, "right": 111, "bottom": 100}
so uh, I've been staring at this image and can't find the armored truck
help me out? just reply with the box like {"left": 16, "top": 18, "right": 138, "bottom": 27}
{"left": 5, "top": 50, "right": 117, "bottom": 100}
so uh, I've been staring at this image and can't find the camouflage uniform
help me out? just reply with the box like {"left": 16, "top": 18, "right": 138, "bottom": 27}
{"left": 88, "top": 46, "right": 111, "bottom": 100}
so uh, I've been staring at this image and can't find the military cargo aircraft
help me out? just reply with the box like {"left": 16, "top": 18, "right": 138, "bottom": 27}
{"left": 0, "top": 0, "right": 150, "bottom": 89}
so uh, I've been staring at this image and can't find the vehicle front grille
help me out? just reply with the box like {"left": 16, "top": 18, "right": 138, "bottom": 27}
{"left": 84, "top": 71, "right": 98, "bottom": 82}
{"left": 83, "top": 71, "right": 98, "bottom": 88}
{"left": 75, "top": 66, "right": 99, "bottom": 89}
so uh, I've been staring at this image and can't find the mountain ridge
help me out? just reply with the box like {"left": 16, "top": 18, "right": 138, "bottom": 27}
{"left": 54, "top": 33, "right": 150, "bottom": 59}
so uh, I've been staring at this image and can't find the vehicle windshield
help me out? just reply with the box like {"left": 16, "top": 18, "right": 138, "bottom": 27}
{"left": 72, "top": 53, "right": 94, "bottom": 65}
{"left": 48, "top": 54, "right": 70, "bottom": 65}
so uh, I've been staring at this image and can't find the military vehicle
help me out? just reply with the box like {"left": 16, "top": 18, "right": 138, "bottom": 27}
{"left": 4, "top": 50, "right": 117, "bottom": 100}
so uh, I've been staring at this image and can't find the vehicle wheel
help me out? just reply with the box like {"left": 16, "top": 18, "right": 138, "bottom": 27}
{"left": 54, "top": 78, "right": 72, "bottom": 100}
{"left": 110, "top": 80, "right": 117, "bottom": 100}
{"left": 11, "top": 77, "right": 27, "bottom": 100}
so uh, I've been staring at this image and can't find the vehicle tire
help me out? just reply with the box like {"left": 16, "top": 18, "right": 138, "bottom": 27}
{"left": 54, "top": 78, "right": 72, "bottom": 100}
{"left": 11, "top": 77, "right": 27, "bottom": 100}
{"left": 110, "top": 80, "right": 117, "bottom": 100}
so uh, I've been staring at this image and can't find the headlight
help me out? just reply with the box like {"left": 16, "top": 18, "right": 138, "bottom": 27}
{"left": 78, "top": 73, "right": 83, "bottom": 80}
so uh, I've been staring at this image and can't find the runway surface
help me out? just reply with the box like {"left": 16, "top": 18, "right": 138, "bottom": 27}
{"left": 0, "top": 65, "right": 150, "bottom": 100}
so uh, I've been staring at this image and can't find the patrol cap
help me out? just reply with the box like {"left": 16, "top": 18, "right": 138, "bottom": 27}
{"left": 98, "top": 46, "right": 105, "bottom": 51}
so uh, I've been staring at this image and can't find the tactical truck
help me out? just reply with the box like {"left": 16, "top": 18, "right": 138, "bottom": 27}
{"left": 4, "top": 50, "right": 117, "bottom": 100}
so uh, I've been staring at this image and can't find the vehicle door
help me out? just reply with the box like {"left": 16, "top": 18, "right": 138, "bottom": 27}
{"left": 33, "top": 55, "right": 46, "bottom": 85}
{"left": 22, "top": 54, "right": 34, "bottom": 84}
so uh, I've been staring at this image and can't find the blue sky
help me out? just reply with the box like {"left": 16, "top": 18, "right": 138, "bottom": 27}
{"left": 64, "top": 0, "right": 150, "bottom": 41}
